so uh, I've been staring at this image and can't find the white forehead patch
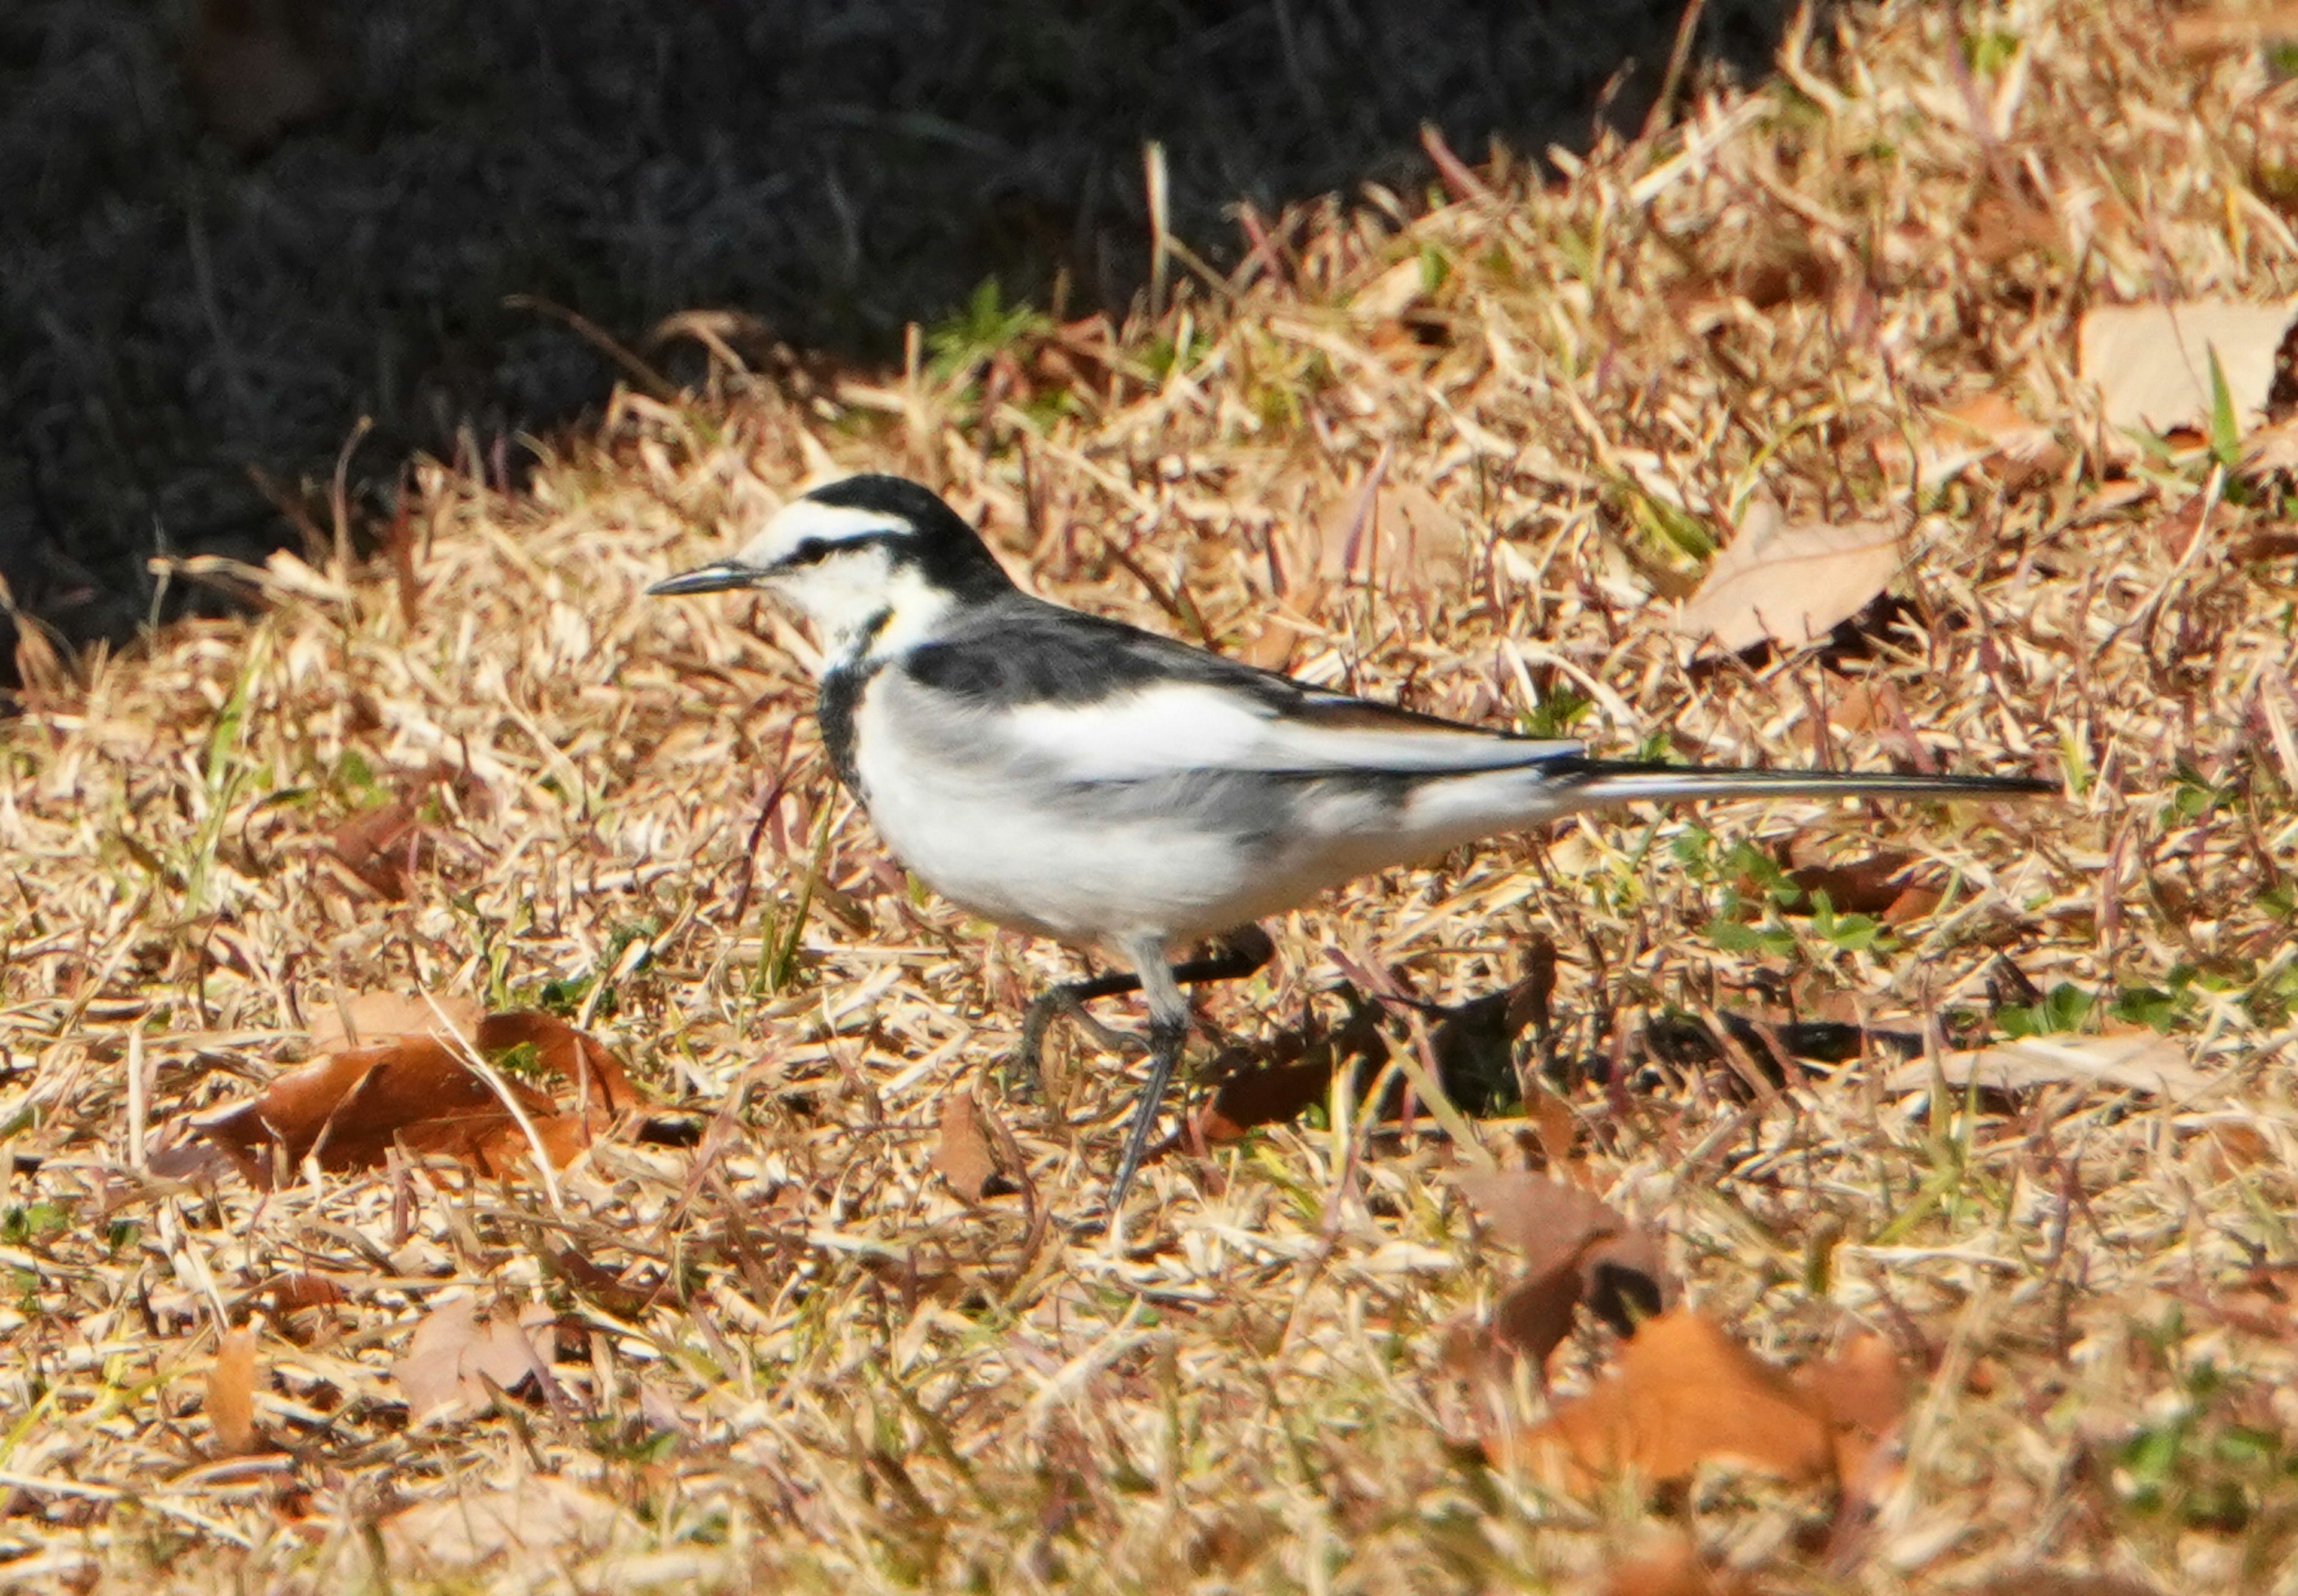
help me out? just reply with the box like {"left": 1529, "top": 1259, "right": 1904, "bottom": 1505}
{"left": 732, "top": 498, "right": 908, "bottom": 570}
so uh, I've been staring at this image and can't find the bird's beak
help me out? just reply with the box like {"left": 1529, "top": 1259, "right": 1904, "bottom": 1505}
{"left": 647, "top": 560, "right": 762, "bottom": 597}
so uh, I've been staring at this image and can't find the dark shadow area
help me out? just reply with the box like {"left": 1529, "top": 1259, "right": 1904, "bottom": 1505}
{"left": 1, "top": 0, "right": 1797, "bottom": 662}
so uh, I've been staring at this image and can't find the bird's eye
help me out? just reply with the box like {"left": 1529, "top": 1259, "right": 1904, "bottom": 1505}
{"left": 784, "top": 537, "right": 832, "bottom": 567}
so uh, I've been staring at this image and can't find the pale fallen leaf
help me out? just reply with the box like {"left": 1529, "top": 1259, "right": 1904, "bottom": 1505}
{"left": 392, "top": 1297, "right": 551, "bottom": 1422}
{"left": 1676, "top": 503, "right": 1902, "bottom": 656}
{"left": 206, "top": 1327, "right": 260, "bottom": 1457}
{"left": 1500, "top": 1309, "right": 1835, "bottom": 1489}
{"left": 1310, "top": 462, "right": 1478, "bottom": 595}
{"left": 380, "top": 1474, "right": 639, "bottom": 1572}
{"left": 2245, "top": 414, "right": 2298, "bottom": 476}
{"left": 1873, "top": 391, "right": 2062, "bottom": 488}
{"left": 308, "top": 990, "right": 482, "bottom": 1053}
{"left": 2078, "top": 300, "right": 2298, "bottom": 436}
{"left": 1884, "top": 1032, "right": 2211, "bottom": 1099}
{"left": 1351, "top": 256, "right": 1426, "bottom": 323}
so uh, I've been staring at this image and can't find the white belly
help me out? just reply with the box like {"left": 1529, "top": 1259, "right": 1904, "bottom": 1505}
{"left": 840, "top": 668, "right": 1546, "bottom": 949}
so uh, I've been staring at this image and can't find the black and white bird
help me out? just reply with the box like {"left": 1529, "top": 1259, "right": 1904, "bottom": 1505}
{"left": 651, "top": 473, "right": 2053, "bottom": 1230}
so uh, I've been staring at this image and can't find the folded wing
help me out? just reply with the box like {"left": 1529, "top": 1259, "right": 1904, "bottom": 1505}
{"left": 1000, "top": 679, "right": 1581, "bottom": 781}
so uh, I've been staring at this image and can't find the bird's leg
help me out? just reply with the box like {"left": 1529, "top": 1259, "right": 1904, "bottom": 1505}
{"left": 1102, "top": 942, "right": 1193, "bottom": 1242}
{"left": 1009, "top": 925, "right": 1276, "bottom": 1095}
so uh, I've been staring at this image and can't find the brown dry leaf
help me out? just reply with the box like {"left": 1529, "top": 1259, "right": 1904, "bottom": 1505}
{"left": 1491, "top": 1260, "right": 1586, "bottom": 1376}
{"left": 1503, "top": 1309, "right": 1835, "bottom": 1490}
{"left": 932, "top": 1090, "right": 1001, "bottom": 1202}
{"left": 1601, "top": 1536, "right": 1762, "bottom": 1596}
{"left": 190, "top": 1009, "right": 635, "bottom": 1186}
{"left": 193, "top": 1036, "right": 521, "bottom": 1185}
{"left": 1883, "top": 1032, "right": 2211, "bottom": 1099}
{"left": 206, "top": 1327, "right": 260, "bottom": 1457}
{"left": 1795, "top": 1331, "right": 1908, "bottom": 1489}
{"left": 2078, "top": 300, "right": 2298, "bottom": 436}
{"left": 475, "top": 1010, "right": 637, "bottom": 1126}
{"left": 1458, "top": 1172, "right": 1672, "bottom": 1366}
{"left": 1675, "top": 502, "right": 1902, "bottom": 657}
{"left": 307, "top": 990, "right": 482, "bottom": 1053}
{"left": 1783, "top": 852, "right": 1925, "bottom": 917}
{"left": 392, "top": 1297, "right": 549, "bottom": 1422}
{"left": 1873, "top": 391, "right": 2063, "bottom": 488}
{"left": 327, "top": 791, "right": 433, "bottom": 901}
{"left": 1197, "top": 1058, "right": 1335, "bottom": 1144}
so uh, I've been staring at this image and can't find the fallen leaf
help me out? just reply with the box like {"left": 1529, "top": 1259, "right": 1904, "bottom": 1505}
{"left": 932, "top": 1090, "right": 1002, "bottom": 1202}
{"left": 1601, "top": 1536, "right": 1763, "bottom": 1596}
{"left": 1676, "top": 502, "right": 1902, "bottom": 656}
{"left": 1782, "top": 852, "right": 1925, "bottom": 917}
{"left": 1883, "top": 1033, "right": 2211, "bottom": 1099}
{"left": 1312, "top": 463, "right": 1477, "bottom": 595}
{"left": 1502, "top": 1309, "right": 1835, "bottom": 1490}
{"left": 326, "top": 791, "right": 433, "bottom": 901}
{"left": 206, "top": 1327, "right": 260, "bottom": 1457}
{"left": 379, "top": 1475, "right": 638, "bottom": 1573}
{"left": 1196, "top": 1059, "right": 1336, "bottom": 1144}
{"left": 189, "top": 1009, "right": 636, "bottom": 1186}
{"left": 1795, "top": 1331, "right": 1908, "bottom": 1488}
{"left": 1350, "top": 256, "right": 1425, "bottom": 323}
{"left": 473, "top": 1010, "right": 637, "bottom": 1127}
{"left": 392, "top": 1297, "right": 551, "bottom": 1422}
{"left": 1197, "top": 997, "right": 1388, "bottom": 1142}
{"left": 2244, "top": 415, "right": 2298, "bottom": 478}
{"left": 308, "top": 990, "right": 482, "bottom": 1053}
{"left": 265, "top": 1273, "right": 351, "bottom": 1344}
{"left": 1458, "top": 1172, "right": 1673, "bottom": 1367}
{"left": 2078, "top": 300, "right": 2298, "bottom": 436}
{"left": 1491, "top": 1260, "right": 1585, "bottom": 1376}
{"left": 266, "top": 1273, "right": 346, "bottom": 1313}
{"left": 1457, "top": 1171, "right": 1630, "bottom": 1279}
{"left": 1873, "top": 391, "right": 2063, "bottom": 488}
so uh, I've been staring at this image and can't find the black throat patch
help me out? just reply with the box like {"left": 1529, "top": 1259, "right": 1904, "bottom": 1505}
{"left": 816, "top": 608, "right": 893, "bottom": 795}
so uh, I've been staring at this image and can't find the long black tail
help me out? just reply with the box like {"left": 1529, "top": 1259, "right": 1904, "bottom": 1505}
{"left": 1551, "top": 758, "right": 2058, "bottom": 808}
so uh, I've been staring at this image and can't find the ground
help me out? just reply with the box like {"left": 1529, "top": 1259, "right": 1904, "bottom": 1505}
{"left": 2, "top": 1, "right": 2298, "bottom": 1592}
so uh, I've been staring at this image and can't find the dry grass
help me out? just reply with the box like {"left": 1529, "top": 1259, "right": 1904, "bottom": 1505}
{"left": 5, "top": 1, "right": 2298, "bottom": 1590}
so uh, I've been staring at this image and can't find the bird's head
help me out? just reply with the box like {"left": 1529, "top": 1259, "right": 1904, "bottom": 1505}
{"left": 649, "top": 475, "right": 1012, "bottom": 666}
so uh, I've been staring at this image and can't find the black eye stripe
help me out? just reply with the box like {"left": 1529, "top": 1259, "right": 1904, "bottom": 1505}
{"left": 779, "top": 530, "right": 910, "bottom": 570}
